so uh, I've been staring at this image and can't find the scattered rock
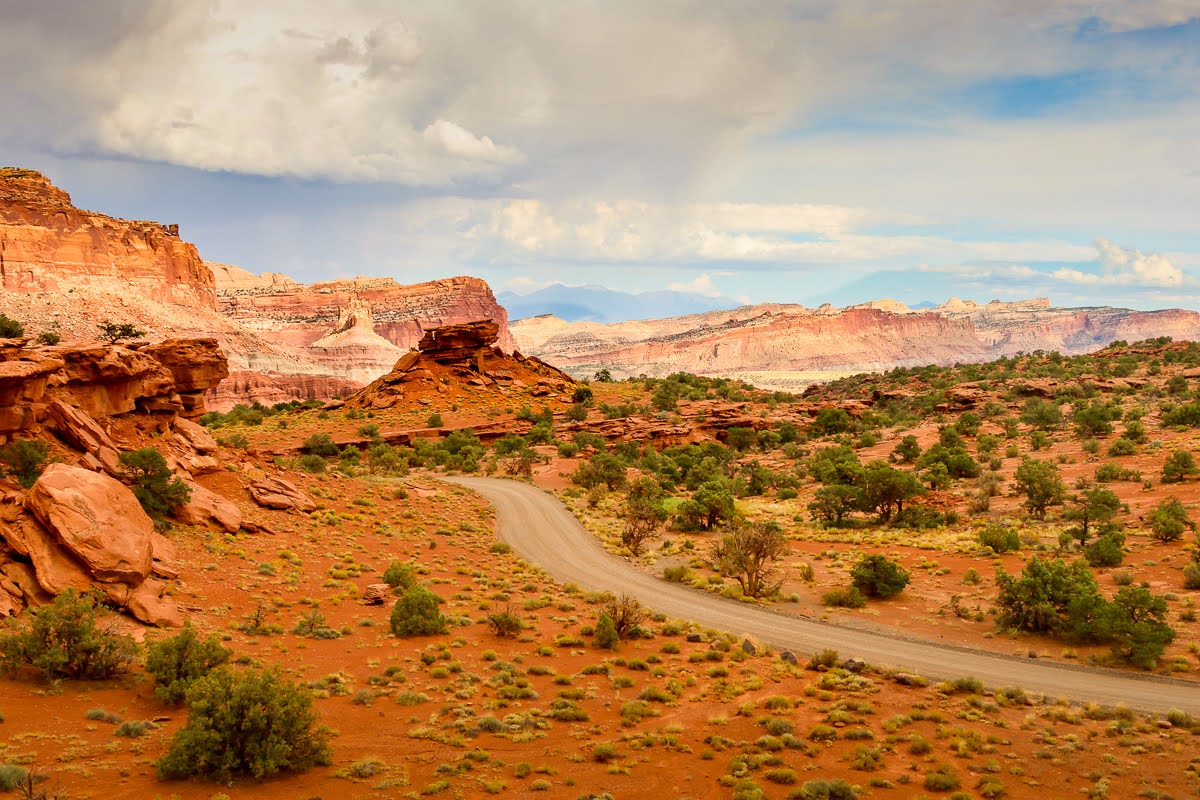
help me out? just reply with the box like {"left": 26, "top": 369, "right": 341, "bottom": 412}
{"left": 174, "top": 481, "right": 243, "bottom": 533}
{"left": 780, "top": 650, "right": 798, "bottom": 665}
{"left": 741, "top": 638, "right": 757, "bottom": 656}
{"left": 686, "top": 632, "right": 703, "bottom": 643}
{"left": 362, "top": 584, "right": 390, "bottom": 605}
{"left": 247, "top": 477, "right": 317, "bottom": 513}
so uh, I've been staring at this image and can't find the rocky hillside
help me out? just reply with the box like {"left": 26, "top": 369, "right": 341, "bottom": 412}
{"left": 0, "top": 169, "right": 513, "bottom": 409}
{"left": 513, "top": 296, "right": 1200, "bottom": 384}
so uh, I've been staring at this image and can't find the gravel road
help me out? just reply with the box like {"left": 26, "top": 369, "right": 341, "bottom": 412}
{"left": 444, "top": 476, "right": 1200, "bottom": 714}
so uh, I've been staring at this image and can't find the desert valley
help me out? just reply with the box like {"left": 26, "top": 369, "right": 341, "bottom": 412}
{"left": 1, "top": 164, "right": 1200, "bottom": 800}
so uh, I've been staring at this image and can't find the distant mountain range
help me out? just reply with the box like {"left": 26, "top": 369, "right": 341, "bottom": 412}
{"left": 509, "top": 296, "right": 1200, "bottom": 389}
{"left": 498, "top": 284, "right": 741, "bottom": 323}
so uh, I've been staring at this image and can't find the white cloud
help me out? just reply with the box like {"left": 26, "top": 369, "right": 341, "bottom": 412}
{"left": 422, "top": 120, "right": 523, "bottom": 165}
{"left": 1052, "top": 239, "right": 1187, "bottom": 287}
{"left": 668, "top": 274, "right": 723, "bottom": 298}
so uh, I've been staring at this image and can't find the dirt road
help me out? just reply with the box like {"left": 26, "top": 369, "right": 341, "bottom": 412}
{"left": 446, "top": 476, "right": 1200, "bottom": 714}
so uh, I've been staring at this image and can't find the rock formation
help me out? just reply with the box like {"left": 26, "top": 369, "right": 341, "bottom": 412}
{"left": 0, "top": 337, "right": 231, "bottom": 625}
{"left": 0, "top": 167, "right": 216, "bottom": 310}
{"left": 345, "top": 320, "right": 573, "bottom": 411}
{"left": 511, "top": 298, "right": 1200, "bottom": 386}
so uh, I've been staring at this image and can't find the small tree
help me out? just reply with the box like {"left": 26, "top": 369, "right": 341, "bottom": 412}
{"left": 1150, "top": 497, "right": 1195, "bottom": 542}
{"left": 299, "top": 433, "right": 339, "bottom": 457}
{"left": 1106, "top": 587, "right": 1176, "bottom": 669}
{"left": 890, "top": 435, "right": 921, "bottom": 463}
{"left": 977, "top": 523, "right": 1020, "bottom": 554}
{"left": 118, "top": 448, "right": 191, "bottom": 524}
{"left": 1083, "top": 526, "right": 1125, "bottom": 567}
{"left": 1013, "top": 458, "right": 1065, "bottom": 519}
{"left": 850, "top": 554, "right": 910, "bottom": 599}
{"left": 813, "top": 407, "right": 853, "bottom": 435}
{"left": 97, "top": 320, "right": 146, "bottom": 344}
{"left": 858, "top": 461, "right": 924, "bottom": 523}
{"left": 145, "top": 622, "right": 231, "bottom": 705}
{"left": 0, "top": 589, "right": 137, "bottom": 680}
{"left": 808, "top": 484, "right": 861, "bottom": 526}
{"left": 707, "top": 521, "right": 787, "bottom": 598}
{"left": 1020, "top": 397, "right": 1062, "bottom": 431}
{"left": 1162, "top": 450, "right": 1199, "bottom": 484}
{"left": 0, "top": 313, "right": 24, "bottom": 338}
{"left": 594, "top": 612, "right": 619, "bottom": 649}
{"left": 0, "top": 438, "right": 49, "bottom": 488}
{"left": 1062, "top": 487, "right": 1123, "bottom": 547}
{"left": 156, "top": 666, "right": 331, "bottom": 781}
{"left": 390, "top": 586, "right": 448, "bottom": 637}
{"left": 620, "top": 477, "right": 668, "bottom": 555}
{"left": 995, "top": 557, "right": 1099, "bottom": 635}
{"left": 676, "top": 480, "right": 735, "bottom": 530}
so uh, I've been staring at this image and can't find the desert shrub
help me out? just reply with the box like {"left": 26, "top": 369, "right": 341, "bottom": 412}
{"left": 0, "top": 589, "right": 136, "bottom": 680}
{"left": 1150, "top": 497, "right": 1195, "bottom": 542}
{"left": 806, "top": 648, "right": 839, "bottom": 670}
{"left": 594, "top": 613, "right": 619, "bottom": 649}
{"left": 382, "top": 561, "right": 418, "bottom": 593}
{"left": 97, "top": 320, "right": 145, "bottom": 344}
{"left": 390, "top": 587, "right": 448, "bottom": 637}
{"left": 850, "top": 554, "right": 909, "bottom": 599}
{"left": 426, "top": 412, "right": 444, "bottom": 427}
{"left": 485, "top": 606, "right": 523, "bottom": 638}
{"left": 977, "top": 524, "right": 1020, "bottom": 554}
{"left": 118, "top": 447, "right": 191, "bottom": 523}
{"left": 156, "top": 666, "right": 331, "bottom": 781}
{"left": 1107, "top": 437, "right": 1137, "bottom": 456}
{"left": 36, "top": 331, "right": 60, "bottom": 345}
{"left": 813, "top": 407, "right": 853, "bottom": 435}
{"left": 1184, "top": 562, "right": 1200, "bottom": 591}
{"left": 663, "top": 565, "right": 690, "bottom": 582}
{"left": 115, "top": 720, "right": 155, "bottom": 737}
{"left": 145, "top": 622, "right": 232, "bottom": 705}
{"left": 602, "top": 594, "right": 650, "bottom": 638}
{"left": 822, "top": 587, "right": 867, "bottom": 609}
{"left": 0, "top": 313, "right": 24, "bottom": 338}
{"left": 0, "top": 764, "right": 28, "bottom": 791}
{"left": 793, "top": 779, "right": 860, "bottom": 800}
{"left": 300, "top": 433, "right": 340, "bottom": 457}
{"left": 1013, "top": 458, "right": 1065, "bottom": 518}
{"left": 924, "top": 765, "right": 960, "bottom": 791}
{"left": 0, "top": 439, "right": 49, "bottom": 488}
{"left": 1083, "top": 529, "right": 1126, "bottom": 568}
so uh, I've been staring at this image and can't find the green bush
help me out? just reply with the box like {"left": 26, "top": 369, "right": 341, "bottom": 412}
{"left": 1150, "top": 497, "right": 1195, "bottom": 542}
{"left": 977, "top": 523, "right": 1020, "bottom": 554}
{"left": 36, "top": 331, "right": 60, "bottom": 346}
{"left": 821, "top": 587, "right": 867, "bottom": 609}
{"left": 1163, "top": 450, "right": 1199, "bottom": 483}
{"left": 594, "top": 612, "right": 619, "bottom": 649}
{"left": 97, "top": 320, "right": 145, "bottom": 344}
{"left": 485, "top": 607, "right": 522, "bottom": 638}
{"left": 850, "top": 554, "right": 909, "bottom": 599}
{"left": 381, "top": 561, "right": 418, "bottom": 592}
{"left": 118, "top": 447, "right": 191, "bottom": 523}
{"left": 156, "top": 666, "right": 331, "bottom": 781}
{"left": 390, "top": 586, "right": 448, "bottom": 637}
{"left": 0, "top": 589, "right": 137, "bottom": 680}
{"left": 793, "top": 779, "right": 860, "bottom": 800}
{"left": 145, "top": 622, "right": 232, "bottom": 705}
{"left": 0, "top": 314, "right": 24, "bottom": 338}
{"left": 0, "top": 764, "right": 28, "bottom": 791}
{"left": 0, "top": 439, "right": 49, "bottom": 488}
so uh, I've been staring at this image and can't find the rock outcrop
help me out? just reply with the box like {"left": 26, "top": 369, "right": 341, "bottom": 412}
{"left": 0, "top": 337, "right": 233, "bottom": 625}
{"left": 345, "top": 320, "right": 574, "bottom": 411}
{"left": 0, "top": 169, "right": 515, "bottom": 409}
{"left": 0, "top": 168, "right": 216, "bottom": 309}
{"left": 512, "top": 298, "right": 1200, "bottom": 386}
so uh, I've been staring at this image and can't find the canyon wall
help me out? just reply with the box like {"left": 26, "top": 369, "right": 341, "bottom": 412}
{"left": 0, "top": 170, "right": 514, "bottom": 408}
{"left": 513, "top": 297, "right": 1200, "bottom": 384}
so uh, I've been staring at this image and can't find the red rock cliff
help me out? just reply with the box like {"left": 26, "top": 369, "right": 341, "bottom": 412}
{"left": 0, "top": 168, "right": 217, "bottom": 310}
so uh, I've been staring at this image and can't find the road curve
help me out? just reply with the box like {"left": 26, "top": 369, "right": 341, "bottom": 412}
{"left": 444, "top": 476, "right": 1200, "bottom": 714}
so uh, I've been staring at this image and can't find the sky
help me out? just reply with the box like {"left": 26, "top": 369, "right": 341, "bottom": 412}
{"left": 2, "top": 0, "right": 1200, "bottom": 312}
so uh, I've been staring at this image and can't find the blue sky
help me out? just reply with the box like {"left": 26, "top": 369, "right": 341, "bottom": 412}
{"left": 3, "top": 1, "right": 1199, "bottom": 311}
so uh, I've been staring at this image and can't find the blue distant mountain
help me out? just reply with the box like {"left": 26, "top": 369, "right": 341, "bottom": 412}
{"left": 498, "top": 284, "right": 740, "bottom": 323}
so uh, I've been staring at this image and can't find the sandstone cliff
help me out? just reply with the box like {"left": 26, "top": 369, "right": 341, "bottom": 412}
{"left": 512, "top": 298, "right": 1200, "bottom": 385}
{"left": 0, "top": 170, "right": 515, "bottom": 409}
{"left": 0, "top": 168, "right": 216, "bottom": 310}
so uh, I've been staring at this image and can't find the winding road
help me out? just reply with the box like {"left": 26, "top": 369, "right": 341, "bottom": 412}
{"left": 444, "top": 476, "right": 1200, "bottom": 714}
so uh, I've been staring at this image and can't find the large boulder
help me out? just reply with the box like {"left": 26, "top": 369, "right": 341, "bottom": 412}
{"left": 25, "top": 463, "right": 154, "bottom": 584}
{"left": 248, "top": 477, "right": 316, "bottom": 513}
{"left": 174, "top": 481, "right": 243, "bottom": 533}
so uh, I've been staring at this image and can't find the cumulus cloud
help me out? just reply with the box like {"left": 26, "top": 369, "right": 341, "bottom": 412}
{"left": 667, "top": 274, "right": 724, "bottom": 298}
{"left": 1052, "top": 239, "right": 1187, "bottom": 287}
